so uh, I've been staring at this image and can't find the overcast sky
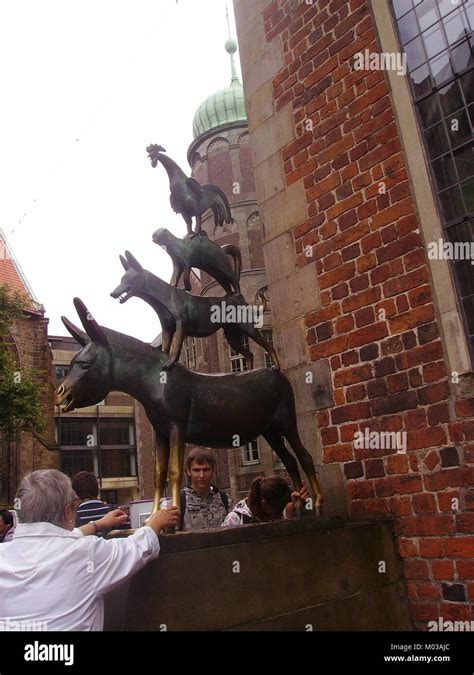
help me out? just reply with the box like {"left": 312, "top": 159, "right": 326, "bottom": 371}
{"left": 0, "top": 0, "right": 240, "bottom": 341}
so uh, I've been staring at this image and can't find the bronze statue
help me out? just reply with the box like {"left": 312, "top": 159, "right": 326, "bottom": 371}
{"left": 153, "top": 227, "right": 241, "bottom": 295}
{"left": 55, "top": 298, "right": 323, "bottom": 515}
{"left": 110, "top": 251, "right": 280, "bottom": 371}
{"left": 147, "top": 144, "right": 233, "bottom": 236}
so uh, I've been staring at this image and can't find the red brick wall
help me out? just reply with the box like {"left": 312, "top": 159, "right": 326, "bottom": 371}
{"left": 259, "top": 0, "right": 474, "bottom": 628}
{"left": 7, "top": 314, "right": 57, "bottom": 499}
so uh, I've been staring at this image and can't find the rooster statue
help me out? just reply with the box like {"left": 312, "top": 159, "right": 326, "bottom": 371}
{"left": 147, "top": 144, "right": 233, "bottom": 237}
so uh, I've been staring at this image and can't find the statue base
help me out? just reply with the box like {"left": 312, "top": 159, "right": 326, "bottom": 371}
{"left": 104, "top": 516, "right": 412, "bottom": 631}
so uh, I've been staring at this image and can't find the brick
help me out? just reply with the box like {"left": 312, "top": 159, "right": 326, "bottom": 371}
{"left": 386, "top": 453, "right": 409, "bottom": 474}
{"left": 408, "top": 426, "right": 447, "bottom": 451}
{"left": 323, "top": 443, "right": 354, "bottom": 462}
{"left": 376, "top": 232, "right": 422, "bottom": 265}
{"left": 307, "top": 172, "right": 341, "bottom": 200}
{"left": 360, "top": 343, "right": 378, "bottom": 361}
{"left": 419, "top": 538, "right": 446, "bottom": 558}
{"left": 403, "top": 559, "right": 429, "bottom": 580}
{"left": 388, "top": 304, "right": 436, "bottom": 334}
{"left": 412, "top": 493, "right": 437, "bottom": 514}
{"left": 327, "top": 192, "right": 365, "bottom": 222}
{"left": 331, "top": 401, "right": 371, "bottom": 425}
{"left": 342, "top": 287, "right": 380, "bottom": 312}
{"left": 320, "top": 426, "right": 339, "bottom": 445}
{"left": 417, "top": 582, "right": 441, "bottom": 600}
{"left": 417, "top": 381, "right": 450, "bottom": 405}
{"left": 442, "top": 583, "right": 466, "bottom": 602}
{"left": 348, "top": 322, "right": 388, "bottom": 349}
{"left": 347, "top": 479, "right": 375, "bottom": 500}
{"left": 372, "top": 391, "right": 418, "bottom": 416}
{"left": 383, "top": 266, "right": 429, "bottom": 298}
{"left": 309, "top": 335, "right": 348, "bottom": 360}
{"left": 389, "top": 495, "right": 412, "bottom": 516}
{"left": 424, "top": 467, "right": 473, "bottom": 491}
{"left": 398, "top": 538, "right": 419, "bottom": 557}
{"left": 375, "top": 475, "right": 422, "bottom": 498}
{"left": 408, "top": 284, "right": 432, "bottom": 308}
{"left": 456, "top": 560, "right": 474, "bottom": 579}
{"left": 334, "top": 364, "right": 372, "bottom": 386}
{"left": 432, "top": 560, "right": 455, "bottom": 580}
{"left": 374, "top": 357, "right": 396, "bottom": 377}
{"left": 319, "top": 261, "right": 356, "bottom": 290}
{"left": 344, "top": 461, "right": 363, "bottom": 479}
{"left": 404, "top": 409, "right": 426, "bottom": 432}
{"left": 397, "top": 515, "right": 454, "bottom": 536}
{"left": 456, "top": 512, "right": 474, "bottom": 533}
{"left": 455, "top": 398, "right": 474, "bottom": 418}
{"left": 445, "top": 537, "right": 474, "bottom": 558}
{"left": 365, "top": 459, "right": 385, "bottom": 478}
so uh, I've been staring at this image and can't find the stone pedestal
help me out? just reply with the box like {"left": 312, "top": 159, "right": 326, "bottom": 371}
{"left": 104, "top": 517, "right": 412, "bottom": 631}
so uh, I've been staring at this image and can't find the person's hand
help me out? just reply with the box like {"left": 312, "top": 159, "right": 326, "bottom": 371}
{"left": 285, "top": 484, "right": 309, "bottom": 519}
{"left": 96, "top": 508, "right": 129, "bottom": 533}
{"left": 144, "top": 506, "right": 180, "bottom": 534}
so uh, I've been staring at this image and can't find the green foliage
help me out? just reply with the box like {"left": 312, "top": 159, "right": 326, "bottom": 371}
{"left": 0, "top": 285, "right": 45, "bottom": 437}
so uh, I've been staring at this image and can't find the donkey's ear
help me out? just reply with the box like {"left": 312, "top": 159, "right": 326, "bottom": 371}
{"left": 125, "top": 250, "right": 143, "bottom": 271}
{"left": 119, "top": 254, "right": 130, "bottom": 271}
{"left": 73, "top": 298, "right": 109, "bottom": 348}
{"left": 61, "top": 316, "right": 89, "bottom": 347}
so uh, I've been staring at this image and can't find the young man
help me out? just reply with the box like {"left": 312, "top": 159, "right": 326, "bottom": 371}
{"left": 180, "top": 449, "right": 234, "bottom": 531}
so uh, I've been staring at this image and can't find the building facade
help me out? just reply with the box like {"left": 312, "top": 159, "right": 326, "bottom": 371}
{"left": 0, "top": 230, "right": 57, "bottom": 507}
{"left": 233, "top": 0, "right": 474, "bottom": 628}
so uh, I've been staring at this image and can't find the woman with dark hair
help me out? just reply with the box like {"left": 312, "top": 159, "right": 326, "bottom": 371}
{"left": 222, "top": 476, "right": 307, "bottom": 527}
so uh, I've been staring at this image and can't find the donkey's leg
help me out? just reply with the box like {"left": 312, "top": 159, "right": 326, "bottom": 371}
{"left": 283, "top": 423, "right": 323, "bottom": 514}
{"left": 262, "top": 430, "right": 303, "bottom": 492}
{"left": 242, "top": 325, "right": 280, "bottom": 370}
{"left": 152, "top": 435, "right": 170, "bottom": 514}
{"left": 164, "top": 321, "right": 185, "bottom": 370}
{"left": 168, "top": 423, "right": 185, "bottom": 517}
{"left": 224, "top": 326, "right": 254, "bottom": 370}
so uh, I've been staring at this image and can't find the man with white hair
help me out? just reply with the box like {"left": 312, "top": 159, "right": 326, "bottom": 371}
{"left": 0, "top": 469, "right": 178, "bottom": 631}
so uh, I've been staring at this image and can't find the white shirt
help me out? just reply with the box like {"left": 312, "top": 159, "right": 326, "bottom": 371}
{"left": 0, "top": 522, "right": 160, "bottom": 631}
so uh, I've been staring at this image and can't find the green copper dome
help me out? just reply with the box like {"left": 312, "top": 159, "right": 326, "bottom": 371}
{"left": 192, "top": 40, "right": 247, "bottom": 139}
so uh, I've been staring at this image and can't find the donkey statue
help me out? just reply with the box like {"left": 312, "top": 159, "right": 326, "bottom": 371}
{"left": 55, "top": 298, "right": 323, "bottom": 516}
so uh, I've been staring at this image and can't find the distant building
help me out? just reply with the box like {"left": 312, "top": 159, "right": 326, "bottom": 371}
{"left": 0, "top": 229, "right": 57, "bottom": 507}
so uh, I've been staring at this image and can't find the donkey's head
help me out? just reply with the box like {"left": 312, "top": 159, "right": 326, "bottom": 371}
{"left": 55, "top": 298, "right": 112, "bottom": 412}
{"left": 110, "top": 251, "right": 146, "bottom": 304}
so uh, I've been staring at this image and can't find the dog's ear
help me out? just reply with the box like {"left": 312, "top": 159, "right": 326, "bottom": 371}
{"left": 119, "top": 254, "right": 130, "bottom": 271}
{"left": 124, "top": 251, "right": 143, "bottom": 272}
